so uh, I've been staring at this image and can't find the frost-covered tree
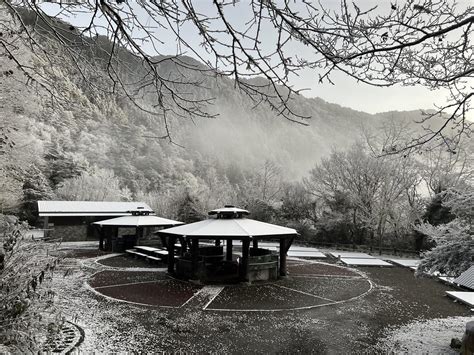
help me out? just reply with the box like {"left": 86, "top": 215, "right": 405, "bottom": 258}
{"left": 305, "top": 143, "right": 420, "bottom": 250}
{"left": 55, "top": 167, "right": 132, "bottom": 201}
{"left": 19, "top": 165, "right": 53, "bottom": 224}
{"left": 253, "top": 160, "right": 283, "bottom": 204}
{"left": 279, "top": 182, "right": 319, "bottom": 225}
{"left": 418, "top": 145, "right": 474, "bottom": 196}
{"left": 0, "top": 215, "right": 60, "bottom": 352}
{"left": 44, "top": 145, "right": 86, "bottom": 188}
{"left": 417, "top": 189, "right": 473, "bottom": 276}
{"left": 176, "top": 191, "right": 205, "bottom": 223}
{"left": 0, "top": 167, "right": 22, "bottom": 214}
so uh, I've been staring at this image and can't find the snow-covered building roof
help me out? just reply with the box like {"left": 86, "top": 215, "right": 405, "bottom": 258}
{"left": 38, "top": 201, "right": 153, "bottom": 217}
{"left": 93, "top": 215, "right": 183, "bottom": 227}
{"left": 454, "top": 266, "right": 474, "bottom": 290}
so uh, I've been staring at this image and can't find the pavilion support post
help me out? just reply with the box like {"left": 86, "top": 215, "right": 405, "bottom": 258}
{"left": 99, "top": 227, "right": 105, "bottom": 251}
{"left": 284, "top": 235, "right": 295, "bottom": 254}
{"left": 240, "top": 239, "right": 250, "bottom": 282}
{"left": 226, "top": 239, "right": 233, "bottom": 261}
{"left": 136, "top": 226, "right": 144, "bottom": 246}
{"left": 109, "top": 227, "right": 119, "bottom": 251}
{"left": 167, "top": 236, "right": 176, "bottom": 274}
{"left": 160, "top": 234, "right": 168, "bottom": 249}
{"left": 43, "top": 217, "right": 49, "bottom": 238}
{"left": 178, "top": 236, "right": 187, "bottom": 255}
{"left": 252, "top": 239, "right": 258, "bottom": 250}
{"left": 191, "top": 238, "right": 199, "bottom": 278}
{"left": 279, "top": 238, "right": 287, "bottom": 277}
{"left": 105, "top": 226, "right": 113, "bottom": 252}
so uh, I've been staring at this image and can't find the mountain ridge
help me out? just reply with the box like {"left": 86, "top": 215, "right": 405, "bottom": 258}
{"left": 0, "top": 7, "right": 429, "bottom": 217}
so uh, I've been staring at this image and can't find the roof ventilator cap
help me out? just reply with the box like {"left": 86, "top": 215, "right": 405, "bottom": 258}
{"left": 208, "top": 205, "right": 250, "bottom": 219}
{"left": 130, "top": 210, "right": 152, "bottom": 216}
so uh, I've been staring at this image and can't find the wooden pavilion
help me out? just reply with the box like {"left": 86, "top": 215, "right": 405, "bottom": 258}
{"left": 158, "top": 206, "right": 298, "bottom": 282}
{"left": 93, "top": 211, "right": 183, "bottom": 252}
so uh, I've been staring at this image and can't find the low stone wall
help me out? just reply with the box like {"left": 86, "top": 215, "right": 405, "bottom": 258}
{"left": 248, "top": 250, "right": 279, "bottom": 282}
{"left": 176, "top": 259, "right": 205, "bottom": 279}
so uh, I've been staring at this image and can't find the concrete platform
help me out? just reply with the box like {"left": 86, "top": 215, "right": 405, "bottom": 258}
{"left": 287, "top": 250, "right": 327, "bottom": 258}
{"left": 389, "top": 259, "right": 420, "bottom": 268}
{"left": 330, "top": 252, "right": 375, "bottom": 259}
{"left": 341, "top": 258, "right": 393, "bottom": 267}
{"left": 289, "top": 246, "right": 322, "bottom": 253}
{"left": 446, "top": 291, "right": 474, "bottom": 308}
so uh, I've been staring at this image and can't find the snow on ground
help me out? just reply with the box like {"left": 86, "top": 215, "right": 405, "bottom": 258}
{"left": 44, "top": 245, "right": 469, "bottom": 353}
{"left": 376, "top": 316, "right": 473, "bottom": 354}
{"left": 48, "top": 254, "right": 162, "bottom": 352}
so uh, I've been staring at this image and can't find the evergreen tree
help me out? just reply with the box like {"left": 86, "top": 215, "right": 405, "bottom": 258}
{"left": 423, "top": 193, "right": 455, "bottom": 226}
{"left": 176, "top": 192, "right": 204, "bottom": 223}
{"left": 415, "top": 192, "right": 456, "bottom": 251}
{"left": 44, "top": 145, "right": 85, "bottom": 187}
{"left": 20, "top": 166, "right": 53, "bottom": 225}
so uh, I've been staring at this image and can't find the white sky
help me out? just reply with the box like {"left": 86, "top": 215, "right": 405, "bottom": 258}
{"left": 40, "top": 0, "right": 472, "bottom": 116}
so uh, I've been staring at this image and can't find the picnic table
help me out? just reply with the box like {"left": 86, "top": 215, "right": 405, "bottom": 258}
{"left": 126, "top": 245, "right": 171, "bottom": 263}
{"left": 134, "top": 246, "right": 161, "bottom": 253}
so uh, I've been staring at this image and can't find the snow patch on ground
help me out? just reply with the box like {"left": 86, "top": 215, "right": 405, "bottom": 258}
{"left": 376, "top": 316, "right": 472, "bottom": 354}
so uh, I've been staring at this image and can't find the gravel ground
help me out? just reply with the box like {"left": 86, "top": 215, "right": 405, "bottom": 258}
{"left": 288, "top": 262, "right": 359, "bottom": 277}
{"left": 208, "top": 284, "right": 329, "bottom": 310}
{"left": 96, "top": 280, "right": 201, "bottom": 307}
{"left": 96, "top": 254, "right": 163, "bottom": 268}
{"left": 61, "top": 248, "right": 110, "bottom": 259}
{"left": 48, "top": 252, "right": 471, "bottom": 354}
{"left": 375, "top": 316, "right": 473, "bottom": 354}
{"left": 88, "top": 270, "right": 168, "bottom": 288}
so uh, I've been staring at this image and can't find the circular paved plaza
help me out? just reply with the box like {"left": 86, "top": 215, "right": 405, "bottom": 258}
{"left": 87, "top": 258, "right": 373, "bottom": 311}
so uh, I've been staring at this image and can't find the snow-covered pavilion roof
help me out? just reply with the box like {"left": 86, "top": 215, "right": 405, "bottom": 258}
{"left": 93, "top": 215, "right": 183, "bottom": 227}
{"left": 38, "top": 201, "right": 153, "bottom": 217}
{"left": 159, "top": 218, "right": 297, "bottom": 239}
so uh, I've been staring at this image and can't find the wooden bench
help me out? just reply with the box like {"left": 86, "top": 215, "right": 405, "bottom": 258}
{"left": 125, "top": 249, "right": 148, "bottom": 258}
{"left": 135, "top": 246, "right": 161, "bottom": 253}
{"left": 146, "top": 255, "right": 162, "bottom": 263}
{"left": 152, "top": 250, "right": 169, "bottom": 261}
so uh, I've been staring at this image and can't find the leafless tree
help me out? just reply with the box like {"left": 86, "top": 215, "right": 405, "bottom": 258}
{"left": 417, "top": 144, "right": 474, "bottom": 195}
{"left": 1, "top": 1, "right": 472, "bottom": 149}
{"left": 254, "top": 160, "right": 282, "bottom": 203}
{"left": 304, "top": 143, "right": 420, "bottom": 251}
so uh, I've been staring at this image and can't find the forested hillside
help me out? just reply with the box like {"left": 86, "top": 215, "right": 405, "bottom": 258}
{"left": 0, "top": 8, "right": 426, "bottom": 224}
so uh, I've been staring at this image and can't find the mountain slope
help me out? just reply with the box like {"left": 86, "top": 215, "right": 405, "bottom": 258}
{"left": 0, "top": 9, "right": 426, "bottom": 216}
